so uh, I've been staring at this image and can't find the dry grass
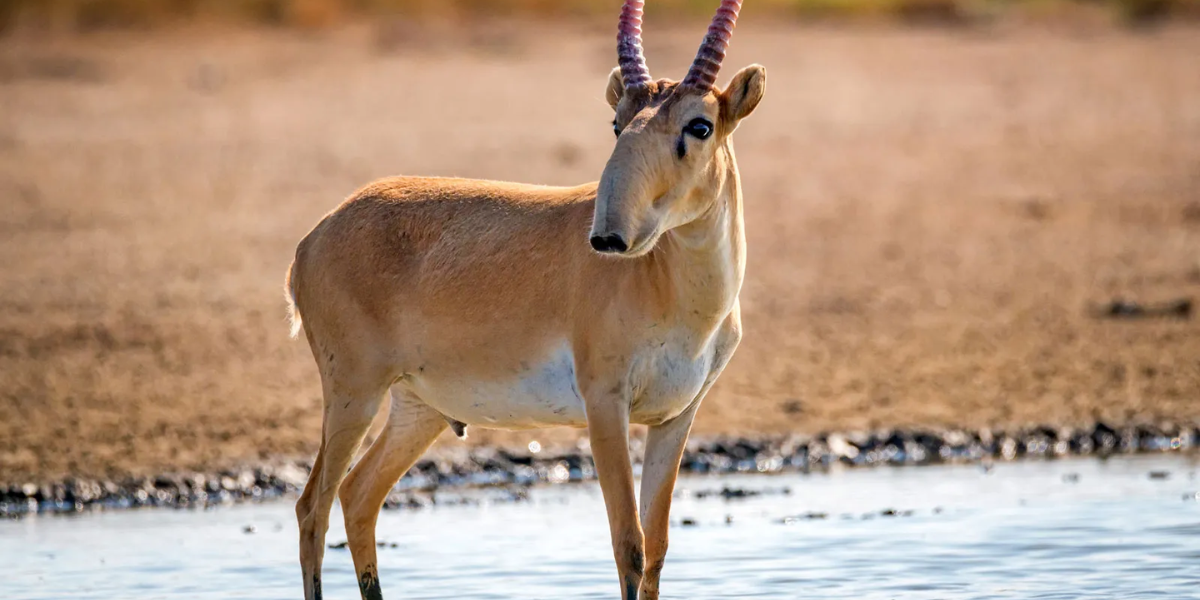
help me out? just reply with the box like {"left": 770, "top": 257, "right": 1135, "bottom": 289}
{"left": 1, "top": 20, "right": 1199, "bottom": 483}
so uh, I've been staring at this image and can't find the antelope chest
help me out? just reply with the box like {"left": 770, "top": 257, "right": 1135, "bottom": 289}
{"left": 408, "top": 322, "right": 731, "bottom": 430}
{"left": 625, "top": 331, "right": 720, "bottom": 426}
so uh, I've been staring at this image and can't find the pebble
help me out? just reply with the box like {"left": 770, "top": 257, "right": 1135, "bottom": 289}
{"left": 780, "top": 512, "right": 828, "bottom": 524}
{"left": 692, "top": 485, "right": 790, "bottom": 501}
{"left": 2, "top": 420, "right": 1197, "bottom": 518}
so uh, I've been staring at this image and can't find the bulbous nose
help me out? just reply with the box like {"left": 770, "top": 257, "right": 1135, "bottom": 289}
{"left": 590, "top": 234, "right": 628, "bottom": 254}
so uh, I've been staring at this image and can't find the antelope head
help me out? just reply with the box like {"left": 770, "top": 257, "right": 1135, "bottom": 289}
{"left": 589, "top": 0, "right": 766, "bottom": 257}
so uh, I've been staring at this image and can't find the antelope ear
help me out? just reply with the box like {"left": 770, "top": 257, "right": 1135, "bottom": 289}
{"left": 605, "top": 67, "right": 624, "bottom": 110}
{"left": 721, "top": 64, "right": 766, "bottom": 124}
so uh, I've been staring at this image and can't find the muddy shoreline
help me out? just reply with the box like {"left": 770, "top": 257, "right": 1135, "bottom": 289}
{"left": 3, "top": 420, "right": 1195, "bottom": 518}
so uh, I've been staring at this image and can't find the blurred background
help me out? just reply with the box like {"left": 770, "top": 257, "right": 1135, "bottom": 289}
{"left": 1, "top": 0, "right": 1198, "bottom": 487}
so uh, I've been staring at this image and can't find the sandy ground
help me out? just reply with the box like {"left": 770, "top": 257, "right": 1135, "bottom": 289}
{"left": 1, "top": 19, "right": 1199, "bottom": 484}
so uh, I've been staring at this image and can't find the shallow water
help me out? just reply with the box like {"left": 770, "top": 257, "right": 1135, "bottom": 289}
{"left": 4, "top": 454, "right": 1199, "bottom": 599}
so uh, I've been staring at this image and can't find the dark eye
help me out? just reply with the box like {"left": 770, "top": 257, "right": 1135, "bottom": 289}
{"left": 612, "top": 120, "right": 620, "bottom": 138}
{"left": 684, "top": 118, "right": 713, "bottom": 140}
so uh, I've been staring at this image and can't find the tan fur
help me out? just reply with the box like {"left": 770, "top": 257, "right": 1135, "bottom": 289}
{"left": 289, "top": 66, "right": 766, "bottom": 600}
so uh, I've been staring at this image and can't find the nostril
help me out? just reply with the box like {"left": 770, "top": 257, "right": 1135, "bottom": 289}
{"left": 590, "top": 234, "right": 628, "bottom": 253}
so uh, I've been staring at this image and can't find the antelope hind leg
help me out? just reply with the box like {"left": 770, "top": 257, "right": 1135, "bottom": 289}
{"left": 297, "top": 384, "right": 386, "bottom": 600}
{"left": 339, "top": 389, "right": 448, "bottom": 600}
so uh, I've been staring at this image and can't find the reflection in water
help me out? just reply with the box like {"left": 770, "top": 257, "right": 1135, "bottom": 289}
{"left": 4, "top": 455, "right": 1198, "bottom": 599}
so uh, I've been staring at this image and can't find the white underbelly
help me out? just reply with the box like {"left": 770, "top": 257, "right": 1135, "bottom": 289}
{"left": 407, "top": 342, "right": 587, "bottom": 429}
{"left": 404, "top": 334, "right": 719, "bottom": 430}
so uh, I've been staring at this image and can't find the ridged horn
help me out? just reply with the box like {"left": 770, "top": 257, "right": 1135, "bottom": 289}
{"left": 617, "top": 0, "right": 652, "bottom": 90}
{"left": 681, "top": 0, "right": 742, "bottom": 91}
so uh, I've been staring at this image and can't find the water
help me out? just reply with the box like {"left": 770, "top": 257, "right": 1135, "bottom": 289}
{"left": 3, "top": 455, "right": 1199, "bottom": 599}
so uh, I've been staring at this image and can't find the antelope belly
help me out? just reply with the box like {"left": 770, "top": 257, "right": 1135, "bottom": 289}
{"left": 409, "top": 343, "right": 587, "bottom": 430}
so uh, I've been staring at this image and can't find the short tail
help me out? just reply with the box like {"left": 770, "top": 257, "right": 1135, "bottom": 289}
{"left": 285, "top": 261, "right": 303, "bottom": 339}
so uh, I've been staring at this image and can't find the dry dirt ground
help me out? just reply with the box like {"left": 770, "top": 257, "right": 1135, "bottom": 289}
{"left": 1, "top": 19, "right": 1199, "bottom": 483}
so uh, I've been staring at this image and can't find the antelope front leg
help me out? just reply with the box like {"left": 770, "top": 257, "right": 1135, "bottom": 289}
{"left": 584, "top": 388, "right": 644, "bottom": 600}
{"left": 637, "top": 401, "right": 700, "bottom": 600}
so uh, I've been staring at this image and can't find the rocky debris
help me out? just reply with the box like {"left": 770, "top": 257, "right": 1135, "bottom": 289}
{"left": 780, "top": 512, "right": 829, "bottom": 524}
{"left": 0, "top": 463, "right": 310, "bottom": 518}
{"left": 329, "top": 540, "right": 400, "bottom": 550}
{"left": 690, "top": 485, "right": 792, "bottom": 501}
{"left": 2, "top": 420, "right": 1197, "bottom": 518}
{"left": 681, "top": 423, "right": 1193, "bottom": 475}
{"left": 1092, "top": 298, "right": 1192, "bottom": 320}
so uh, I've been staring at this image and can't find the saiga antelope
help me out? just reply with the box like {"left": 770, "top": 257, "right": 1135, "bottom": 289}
{"left": 286, "top": 1, "right": 765, "bottom": 597}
